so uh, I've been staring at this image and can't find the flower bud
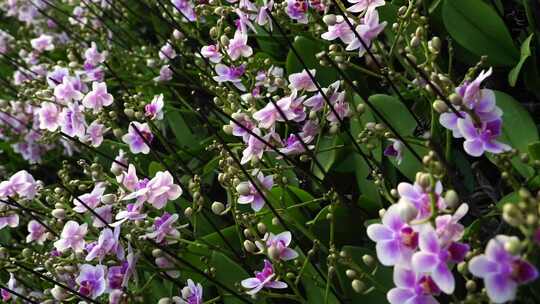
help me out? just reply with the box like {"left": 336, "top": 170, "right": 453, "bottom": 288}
{"left": 432, "top": 99, "right": 448, "bottom": 113}
{"left": 351, "top": 279, "right": 365, "bottom": 293}
{"left": 211, "top": 201, "right": 225, "bottom": 215}
{"left": 52, "top": 208, "right": 65, "bottom": 219}
{"left": 101, "top": 194, "right": 117, "bottom": 204}
{"left": 444, "top": 190, "right": 459, "bottom": 209}
{"left": 504, "top": 237, "right": 521, "bottom": 255}
{"left": 173, "top": 30, "right": 184, "bottom": 40}
{"left": 502, "top": 203, "right": 523, "bottom": 227}
{"left": 397, "top": 198, "right": 418, "bottom": 222}
{"left": 323, "top": 14, "right": 337, "bottom": 26}
{"left": 222, "top": 124, "right": 233, "bottom": 134}
{"left": 449, "top": 93, "right": 462, "bottom": 105}
{"left": 51, "top": 285, "right": 68, "bottom": 301}
{"left": 345, "top": 269, "right": 357, "bottom": 279}
{"left": 243, "top": 240, "right": 257, "bottom": 253}
{"left": 236, "top": 182, "right": 250, "bottom": 195}
{"left": 362, "top": 254, "right": 375, "bottom": 267}
{"left": 257, "top": 222, "right": 267, "bottom": 235}
{"left": 220, "top": 35, "right": 229, "bottom": 47}
{"left": 184, "top": 207, "right": 193, "bottom": 217}
{"left": 158, "top": 298, "right": 172, "bottom": 304}
{"left": 268, "top": 245, "right": 280, "bottom": 260}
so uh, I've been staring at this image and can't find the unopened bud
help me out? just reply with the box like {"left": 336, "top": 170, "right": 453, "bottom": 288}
{"left": 243, "top": 240, "right": 257, "bottom": 253}
{"left": 449, "top": 93, "right": 462, "bottom": 105}
{"left": 433, "top": 99, "right": 448, "bottom": 113}
{"left": 101, "top": 193, "right": 117, "bottom": 204}
{"left": 362, "top": 254, "right": 375, "bottom": 267}
{"left": 351, "top": 279, "right": 365, "bottom": 293}
{"left": 504, "top": 237, "right": 521, "bottom": 255}
{"left": 323, "top": 14, "right": 337, "bottom": 26}
{"left": 345, "top": 269, "right": 357, "bottom": 279}
{"left": 397, "top": 198, "right": 418, "bottom": 222}
{"left": 444, "top": 190, "right": 459, "bottom": 209}
{"left": 211, "top": 201, "right": 225, "bottom": 215}
{"left": 268, "top": 245, "right": 280, "bottom": 260}
{"left": 236, "top": 182, "right": 250, "bottom": 195}
{"left": 52, "top": 208, "right": 65, "bottom": 219}
{"left": 184, "top": 207, "right": 193, "bottom": 217}
{"left": 257, "top": 222, "right": 267, "bottom": 234}
{"left": 222, "top": 125, "right": 233, "bottom": 134}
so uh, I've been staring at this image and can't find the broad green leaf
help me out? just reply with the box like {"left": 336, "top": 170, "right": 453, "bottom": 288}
{"left": 211, "top": 251, "right": 252, "bottom": 304}
{"left": 165, "top": 106, "right": 199, "bottom": 148}
{"left": 148, "top": 161, "right": 165, "bottom": 176}
{"left": 493, "top": 90, "right": 538, "bottom": 177}
{"left": 529, "top": 142, "right": 540, "bottom": 161}
{"left": 497, "top": 191, "right": 518, "bottom": 209}
{"left": 286, "top": 36, "right": 338, "bottom": 86}
{"left": 442, "top": 0, "right": 519, "bottom": 66}
{"left": 312, "top": 135, "right": 341, "bottom": 180}
{"left": 368, "top": 94, "right": 425, "bottom": 180}
{"left": 509, "top": 34, "right": 534, "bottom": 86}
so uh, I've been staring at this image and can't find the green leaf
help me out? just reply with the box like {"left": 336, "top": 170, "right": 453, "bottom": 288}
{"left": 529, "top": 142, "right": 540, "bottom": 161}
{"left": 211, "top": 251, "right": 251, "bottom": 304}
{"left": 165, "top": 106, "right": 199, "bottom": 148}
{"left": 312, "top": 135, "right": 341, "bottom": 180}
{"left": 286, "top": 36, "right": 338, "bottom": 86}
{"left": 493, "top": 90, "right": 539, "bottom": 177}
{"left": 497, "top": 191, "right": 518, "bottom": 209}
{"left": 509, "top": 34, "right": 534, "bottom": 86}
{"left": 148, "top": 161, "right": 165, "bottom": 176}
{"left": 368, "top": 94, "right": 425, "bottom": 180}
{"left": 442, "top": 0, "right": 519, "bottom": 66}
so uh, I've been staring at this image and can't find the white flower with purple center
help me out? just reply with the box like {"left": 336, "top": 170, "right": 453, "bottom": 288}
{"left": 387, "top": 267, "right": 440, "bottom": 304}
{"left": 145, "top": 94, "right": 164, "bottom": 120}
{"left": 76, "top": 264, "right": 106, "bottom": 299}
{"left": 241, "top": 260, "right": 287, "bottom": 295}
{"left": 257, "top": 231, "right": 299, "bottom": 261}
{"left": 237, "top": 170, "right": 273, "bottom": 212}
{"left": 54, "top": 220, "right": 88, "bottom": 253}
{"left": 213, "top": 64, "right": 246, "bottom": 91}
{"left": 227, "top": 30, "right": 253, "bottom": 61}
{"left": 82, "top": 82, "right": 114, "bottom": 113}
{"left": 367, "top": 204, "right": 419, "bottom": 266}
{"left": 397, "top": 181, "right": 446, "bottom": 220}
{"left": 122, "top": 122, "right": 153, "bottom": 154}
{"left": 469, "top": 235, "right": 538, "bottom": 303}
{"left": 178, "top": 279, "right": 203, "bottom": 304}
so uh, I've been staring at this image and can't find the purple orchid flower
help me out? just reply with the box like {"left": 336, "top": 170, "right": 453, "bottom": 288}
{"left": 26, "top": 219, "right": 47, "bottom": 244}
{"left": 241, "top": 260, "right": 287, "bottom": 295}
{"left": 213, "top": 64, "right": 246, "bottom": 91}
{"left": 59, "top": 102, "right": 86, "bottom": 139}
{"left": 384, "top": 139, "right": 404, "bottom": 165}
{"left": 347, "top": 0, "right": 385, "bottom": 13}
{"left": 227, "top": 30, "right": 253, "bottom": 60}
{"left": 73, "top": 182, "right": 106, "bottom": 213}
{"left": 367, "top": 204, "right": 419, "bottom": 266}
{"left": 178, "top": 279, "right": 203, "bottom": 304}
{"left": 172, "top": 0, "right": 197, "bottom": 22}
{"left": 84, "top": 120, "right": 106, "bottom": 147}
{"left": 411, "top": 226, "right": 468, "bottom": 294}
{"left": 321, "top": 17, "right": 355, "bottom": 44}
{"left": 37, "top": 102, "right": 60, "bottom": 131}
{"left": 346, "top": 8, "right": 386, "bottom": 56}
{"left": 145, "top": 94, "right": 164, "bottom": 120}
{"left": 85, "top": 226, "right": 123, "bottom": 261}
{"left": 457, "top": 117, "right": 510, "bottom": 157}
{"left": 285, "top": 0, "right": 309, "bottom": 23}
{"left": 54, "top": 76, "right": 84, "bottom": 102}
{"left": 154, "top": 65, "right": 173, "bottom": 82}
{"left": 54, "top": 220, "right": 88, "bottom": 253}
{"left": 288, "top": 69, "right": 317, "bottom": 92}
{"left": 387, "top": 267, "right": 439, "bottom": 304}
{"left": 30, "top": 34, "right": 54, "bottom": 52}
{"left": 469, "top": 235, "right": 538, "bottom": 303}
{"left": 76, "top": 264, "right": 106, "bottom": 299}
{"left": 201, "top": 44, "right": 222, "bottom": 63}
{"left": 122, "top": 122, "right": 153, "bottom": 154}
{"left": 81, "top": 82, "right": 114, "bottom": 113}
{"left": 257, "top": 231, "right": 299, "bottom": 261}
{"left": 0, "top": 214, "right": 18, "bottom": 230}
{"left": 253, "top": 90, "right": 305, "bottom": 129}
{"left": 397, "top": 181, "right": 446, "bottom": 220}
{"left": 159, "top": 42, "right": 177, "bottom": 61}
{"left": 0, "top": 170, "right": 38, "bottom": 200}
{"left": 84, "top": 41, "right": 107, "bottom": 67}
{"left": 143, "top": 212, "right": 180, "bottom": 244}
{"left": 237, "top": 170, "right": 273, "bottom": 212}
{"left": 240, "top": 128, "right": 272, "bottom": 164}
